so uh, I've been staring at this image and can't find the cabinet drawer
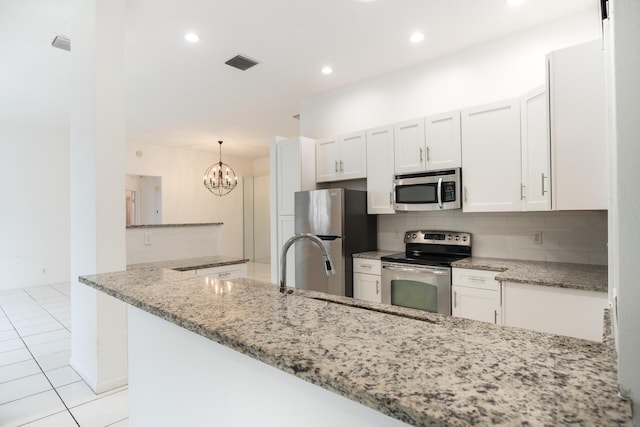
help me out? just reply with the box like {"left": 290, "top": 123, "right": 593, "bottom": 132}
{"left": 452, "top": 268, "right": 500, "bottom": 291}
{"left": 196, "top": 263, "right": 248, "bottom": 280}
{"left": 353, "top": 259, "right": 381, "bottom": 275}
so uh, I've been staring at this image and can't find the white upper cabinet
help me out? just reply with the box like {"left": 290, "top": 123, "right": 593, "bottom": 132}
{"left": 315, "top": 131, "right": 366, "bottom": 183}
{"left": 521, "top": 85, "right": 551, "bottom": 211}
{"left": 425, "top": 111, "right": 462, "bottom": 170}
{"left": 393, "top": 118, "right": 426, "bottom": 174}
{"left": 548, "top": 40, "right": 607, "bottom": 210}
{"left": 461, "top": 98, "right": 522, "bottom": 212}
{"left": 366, "top": 126, "right": 395, "bottom": 214}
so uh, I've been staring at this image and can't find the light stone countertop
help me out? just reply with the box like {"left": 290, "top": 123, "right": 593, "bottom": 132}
{"left": 451, "top": 257, "right": 608, "bottom": 293}
{"left": 352, "top": 250, "right": 398, "bottom": 260}
{"left": 126, "top": 222, "right": 223, "bottom": 229}
{"left": 79, "top": 266, "right": 631, "bottom": 426}
{"left": 127, "top": 255, "right": 248, "bottom": 271}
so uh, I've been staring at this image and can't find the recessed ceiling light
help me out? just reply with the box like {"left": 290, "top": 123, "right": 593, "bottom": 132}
{"left": 409, "top": 32, "right": 425, "bottom": 44}
{"left": 185, "top": 32, "right": 200, "bottom": 43}
{"left": 505, "top": 0, "right": 525, "bottom": 6}
{"left": 321, "top": 66, "right": 333, "bottom": 75}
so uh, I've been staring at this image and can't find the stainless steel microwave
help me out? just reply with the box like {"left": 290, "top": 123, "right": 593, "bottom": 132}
{"left": 393, "top": 168, "right": 462, "bottom": 211}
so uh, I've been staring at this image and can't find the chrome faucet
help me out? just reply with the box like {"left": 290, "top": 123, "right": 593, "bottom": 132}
{"left": 280, "top": 233, "right": 335, "bottom": 293}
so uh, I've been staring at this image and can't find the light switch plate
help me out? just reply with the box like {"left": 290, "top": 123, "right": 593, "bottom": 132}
{"left": 144, "top": 232, "right": 152, "bottom": 245}
{"left": 533, "top": 231, "right": 542, "bottom": 244}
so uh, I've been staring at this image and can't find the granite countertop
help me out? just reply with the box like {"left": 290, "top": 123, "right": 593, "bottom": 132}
{"left": 126, "top": 222, "right": 223, "bottom": 229}
{"left": 79, "top": 268, "right": 631, "bottom": 426}
{"left": 127, "top": 255, "right": 248, "bottom": 271}
{"left": 352, "top": 250, "right": 398, "bottom": 260}
{"left": 451, "top": 257, "right": 608, "bottom": 293}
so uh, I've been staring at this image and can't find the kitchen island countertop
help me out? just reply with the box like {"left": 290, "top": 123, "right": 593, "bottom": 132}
{"left": 79, "top": 264, "right": 630, "bottom": 426}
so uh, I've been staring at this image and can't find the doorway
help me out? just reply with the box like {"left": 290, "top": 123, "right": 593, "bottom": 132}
{"left": 243, "top": 175, "right": 270, "bottom": 264}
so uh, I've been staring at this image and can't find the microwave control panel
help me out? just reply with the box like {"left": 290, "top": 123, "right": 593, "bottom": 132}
{"left": 442, "top": 181, "right": 456, "bottom": 202}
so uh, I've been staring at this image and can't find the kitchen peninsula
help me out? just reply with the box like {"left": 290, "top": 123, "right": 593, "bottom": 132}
{"left": 79, "top": 265, "right": 631, "bottom": 426}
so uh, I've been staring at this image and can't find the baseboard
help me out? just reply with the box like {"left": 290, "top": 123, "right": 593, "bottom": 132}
{"left": 70, "top": 357, "right": 128, "bottom": 394}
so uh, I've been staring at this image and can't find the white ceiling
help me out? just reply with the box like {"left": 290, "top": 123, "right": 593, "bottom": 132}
{"left": 1, "top": 0, "right": 598, "bottom": 158}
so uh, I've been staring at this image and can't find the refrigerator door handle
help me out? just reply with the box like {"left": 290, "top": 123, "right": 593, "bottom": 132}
{"left": 315, "top": 235, "right": 340, "bottom": 241}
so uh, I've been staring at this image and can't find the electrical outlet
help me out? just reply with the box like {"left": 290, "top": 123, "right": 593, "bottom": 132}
{"left": 533, "top": 231, "right": 542, "bottom": 244}
{"left": 144, "top": 232, "right": 152, "bottom": 245}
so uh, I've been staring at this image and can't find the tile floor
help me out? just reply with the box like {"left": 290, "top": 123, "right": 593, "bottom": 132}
{"left": 0, "top": 261, "right": 272, "bottom": 426}
{"left": 0, "top": 283, "right": 128, "bottom": 427}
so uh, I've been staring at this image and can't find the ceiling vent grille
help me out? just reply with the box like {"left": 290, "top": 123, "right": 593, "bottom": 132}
{"left": 225, "top": 54, "right": 259, "bottom": 71}
{"left": 51, "top": 34, "right": 71, "bottom": 51}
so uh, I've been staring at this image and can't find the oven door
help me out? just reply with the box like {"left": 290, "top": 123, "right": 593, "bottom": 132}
{"left": 381, "top": 262, "right": 451, "bottom": 315}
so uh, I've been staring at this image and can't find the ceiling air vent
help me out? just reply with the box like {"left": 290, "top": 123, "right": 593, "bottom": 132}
{"left": 225, "top": 54, "right": 259, "bottom": 71}
{"left": 51, "top": 34, "right": 71, "bottom": 52}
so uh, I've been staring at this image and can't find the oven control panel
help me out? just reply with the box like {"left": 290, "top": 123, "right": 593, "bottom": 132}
{"left": 404, "top": 230, "right": 471, "bottom": 246}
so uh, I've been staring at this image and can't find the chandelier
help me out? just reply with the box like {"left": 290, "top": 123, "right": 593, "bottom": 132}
{"left": 203, "top": 141, "right": 238, "bottom": 196}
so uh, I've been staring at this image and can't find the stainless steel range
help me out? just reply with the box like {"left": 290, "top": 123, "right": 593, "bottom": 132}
{"left": 380, "top": 230, "right": 471, "bottom": 315}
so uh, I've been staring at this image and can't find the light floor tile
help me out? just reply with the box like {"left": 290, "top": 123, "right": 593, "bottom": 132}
{"left": 11, "top": 315, "right": 57, "bottom": 329}
{"left": 107, "top": 418, "right": 129, "bottom": 426}
{"left": 0, "top": 321, "right": 14, "bottom": 333}
{"left": 44, "top": 366, "right": 81, "bottom": 388}
{"left": 57, "top": 380, "right": 99, "bottom": 408}
{"left": 0, "top": 330, "right": 19, "bottom": 342}
{"left": 0, "top": 390, "right": 66, "bottom": 427}
{"left": 23, "top": 329, "right": 70, "bottom": 347}
{"left": 0, "top": 338, "right": 25, "bottom": 354}
{"left": 0, "top": 373, "right": 52, "bottom": 405}
{"left": 35, "top": 350, "right": 71, "bottom": 371}
{"left": 0, "top": 359, "right": 41, "bottom": 384}
{"left": 21, "top": 410, "right": 78, "bottom": 427}
{"left": 0, "top": 348, "right": 32, "bottom": 367}
{"left": 5, "top": 310, "right": 48, "bottom": 322}
{"left": 28, "top": 338, "right": 71, "bottom": 358}
{"left": 16, "top": 322, "right": 65, "bottom": 337}
{"left": 70, "top": 389, "right": 129, "bottom": 427}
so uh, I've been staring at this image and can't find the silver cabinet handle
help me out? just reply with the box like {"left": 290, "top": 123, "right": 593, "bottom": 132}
{"left": 494, "top": 309, "right": 498, "bottom": 324}
{"left": 419, "top": 147, "right": 423, "bottom": 162}
{"left": 426, "top": 146, "right": 431, "bottom": 162}
{"left": 454, "top": 291, "right": 457, "bottom": 308}
{"left": 437, "top": 177, "right": 443, "bottom": 209}
{"left": 541, "top": 173, "right": 548, "bottom": 195}
{"left": 389, "top": 192, "right": 393, "bottom": 206}
{"left": 521, "top": 184, "right": 526, "bottom": 200}
{"left": 340, "top": 160, "right": 344, "bottom": 171}
{"left": 218, "top": 272, "right": 231, "bottom": 277}
{"left": 375, "top": 279, "right": 379, "bottom": 295}
{"left": 335, "top": 160, "right": 339, "bottom": 172}
{"left": 360, "top": 264, "right": 372, "bottom": 269}
{"left": 382, "top": 265, "right": 447, "bottom": 275}
{"left": 468, "top": 276, "right": 486, "bottom": 282}
{"left": 464, "top": 186, "right": 468, "bottom": 203}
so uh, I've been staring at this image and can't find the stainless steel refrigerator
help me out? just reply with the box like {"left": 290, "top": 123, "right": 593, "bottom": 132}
{"left": 294, "top": 188, "right": 377, "bottom": 297}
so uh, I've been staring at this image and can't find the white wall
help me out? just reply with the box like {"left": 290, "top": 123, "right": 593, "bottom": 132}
{"left": 125, "top": 143, "right": 254, "bottom": 258}
{"left": 126, "top": 225, "right": 221, "bottom": 264}
{"left": 300, "top": 10, "right": 600, "bottom": 139}
{"left": 610, "top": 0, "right": 640, "bottom": 419}
{"left": 0, "top": 122, "right": 70, "bottom": 290}
{"left": 379, "top": 210, "right": 607, "bottom": 265}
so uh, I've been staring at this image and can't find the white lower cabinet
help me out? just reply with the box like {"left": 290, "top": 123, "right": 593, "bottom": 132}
{"left": 452, "top": 268, "right": 501, "bottom": 325}
{"left": 196, "top": 263, "right": 248, "bottom": 280}
{"left": 353, "top": 259, "right": 382, "bottom": 303}
{"left": 502, "top": 281, "right": 608, "bottom": 342}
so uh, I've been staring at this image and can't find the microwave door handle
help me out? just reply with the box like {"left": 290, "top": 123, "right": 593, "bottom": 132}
{"left": 437, "top": 177, "right": 443, "bottom": 209}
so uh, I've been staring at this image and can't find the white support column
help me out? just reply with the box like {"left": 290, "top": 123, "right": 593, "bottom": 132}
{"left": 69, "top": 0, "right": 127, "bottom": 393}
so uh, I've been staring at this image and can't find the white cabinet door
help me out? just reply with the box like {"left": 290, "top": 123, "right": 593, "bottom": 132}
{"left": 452, "top": 285, "right": 501, "bottom": 324}
{"left": 277, "top": 216, "right": 296, "bottom": 287}
{"left": 502, "top": 281, "right": 608, "bottom": 342}
{"left": 461, "top": 98, "right": 522, "bottom": 212}
{"left": 277, "top": 139, "right": 301, "bottom": 216}
{"left": 521, "top": 85, "right": 551, "bottom": 211}
{"left": 425, "top": 111, "right": 461, "bottom": 170}
{"left": 548, "top": 40, "right": 607, "bottom": 210}
{"left": 353, "top": 272, "right": 382, "bottom": 303}
{"left": 315, "top": 137, "right": 340, "bottom": 183}
{"left": 196, "top": 263, "right": 248, "bottom": 280}
{"left": 339, "top": 131, "right": 367, "bottom": 180}
{"left": 394, "top": 118, "right": 426, "bottom": 174}
{"left": 366, "top": 126, "right": 395, "bottom": 214}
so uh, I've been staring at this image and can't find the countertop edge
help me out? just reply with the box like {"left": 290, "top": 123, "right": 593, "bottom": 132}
{"left": 126, "top": 222, "right": 223, "bottom": 229}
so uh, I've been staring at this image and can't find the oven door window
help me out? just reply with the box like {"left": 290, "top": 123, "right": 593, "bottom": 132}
{"left": 395, "top": 184, "right": 438, "bottom": 204}
{"left": 390, "top": 279, "right": 438, "bottom": 312}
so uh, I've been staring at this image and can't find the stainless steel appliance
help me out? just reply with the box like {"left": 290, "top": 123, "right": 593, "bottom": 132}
{"left": 381, "top": 230, "right": 471, "bottom": 315}
{"left": 393, "top": 168, "right": 462, "bottom": 211}
{"left": 295, "top": 188, "right": 377, "bottom": 297}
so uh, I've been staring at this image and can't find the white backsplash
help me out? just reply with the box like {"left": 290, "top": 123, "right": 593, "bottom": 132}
{"left": 378, "top": 210, "right": 608, "bottom": 265}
